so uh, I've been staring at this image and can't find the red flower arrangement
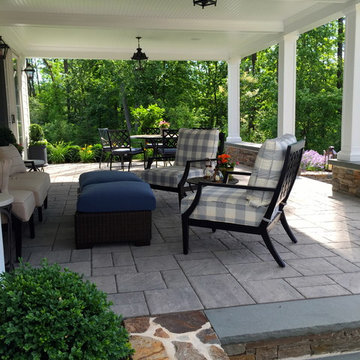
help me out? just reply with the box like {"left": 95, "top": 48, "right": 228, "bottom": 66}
{"left": 217, "top": 153, "right": 236, "bottom": 169}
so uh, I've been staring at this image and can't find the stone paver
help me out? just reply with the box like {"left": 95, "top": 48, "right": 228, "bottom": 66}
{"left": 21, "top": 163, "right": 360, "bottom": 319}
{"left": 189, "top": 274, "right": 255, "bottom": 308}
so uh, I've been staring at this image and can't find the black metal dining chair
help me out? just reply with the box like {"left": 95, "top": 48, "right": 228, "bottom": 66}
{"left": 107, "top": 129, "right": 145, "bottom": 171}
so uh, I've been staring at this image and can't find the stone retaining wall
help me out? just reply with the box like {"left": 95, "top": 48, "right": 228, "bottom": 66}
{"left": 225, "top": 142, "right": 260, "bottom": 168}
{"left": 227, "top": 327, "right": 360, "bottom": 360}
{"left": 330, "top": 160, "right": 360, "bottom": 198}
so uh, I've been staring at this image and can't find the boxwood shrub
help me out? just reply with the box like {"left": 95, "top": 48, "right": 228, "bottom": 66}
{"left": 0, "top": 261, "right": 134, "bottom": 360}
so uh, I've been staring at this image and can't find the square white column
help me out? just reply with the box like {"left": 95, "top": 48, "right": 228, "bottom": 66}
{"left": 337, "top": 4, "right": 360, "bottom": 161}
{"left": 227, "top": 58, "right": 242, "bottom": 143}
{"left": 278, "top": 32, "right": 298, "bottom": 136}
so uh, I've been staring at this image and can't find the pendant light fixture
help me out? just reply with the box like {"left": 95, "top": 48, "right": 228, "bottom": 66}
{"left": 193, "top": 0, "right": 217, "bottom": 9}
{"left": 131, "top": 37, "right": 148, "bottom": 70}
{"left": 0, "top": 36, "right": 10, "bottom": 60}
{"left": 23, "top": 61, "right": 35, "bottom": 80}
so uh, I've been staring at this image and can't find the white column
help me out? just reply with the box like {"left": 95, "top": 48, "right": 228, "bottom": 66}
{"left": 277, "top": 32, "right": 298, "bottom": 136}
{"left": 337, "top": 4, "right": 360, "bottom": 161}
{"left": 227, "top": 58, "right": 242, "bottom": 143}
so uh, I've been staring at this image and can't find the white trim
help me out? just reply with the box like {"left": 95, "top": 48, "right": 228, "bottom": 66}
{"left": 227, "top": 58, "right": 241, "bottom": 143}
{"left": 337, "top": 3, "right": 360, "bottom": 161}
{"left": 277, "top": 32, "right": 298, "bottom": 137}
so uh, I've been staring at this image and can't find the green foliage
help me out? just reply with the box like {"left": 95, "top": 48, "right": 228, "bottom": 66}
{"left": 91, "top": 143, "right": 103, "bottom": 162}
{"left": 29, "top": 123, "right": 45, "bottom": 144}
{"left": 48, "top": 141, "right": 71, "bottom": 164}
{"left": 28, "top": 20, "right": 344, "bottom": 153}
{"left": 0, "top": 127, "right": 17, "bottom": 146}
{"left": 64, "top": 145, "right": 81, "bottom": 163}
{"left": 131, "top": 104, "right": 165, "bottom": 133}
{"left": 0, "top": 261, "right": 133, "bottom": 360}
{"left": 79, "top": 145, "right": 95, "bottom": 163}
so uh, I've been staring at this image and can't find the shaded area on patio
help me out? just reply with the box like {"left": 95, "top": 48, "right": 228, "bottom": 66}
{"left": 19, "top": 161, "right": 360, "bottom": 320}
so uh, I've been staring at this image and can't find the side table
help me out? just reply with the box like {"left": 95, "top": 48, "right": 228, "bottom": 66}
{"left": 187, "top": 176, "right": 238, "bottom": 193}
{"left": 0, "top": 193, "right": 14, "bottom": 272}
{"left": 24, "top": 159, "right": 47, "bottom": 172}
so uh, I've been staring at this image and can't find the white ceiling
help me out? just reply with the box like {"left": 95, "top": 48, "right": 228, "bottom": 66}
{"left": 0, "top": 0, "right": 355, "bottom": 61}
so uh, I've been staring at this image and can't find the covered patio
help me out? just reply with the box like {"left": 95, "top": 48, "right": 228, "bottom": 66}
{"left": 16, "top": 161, "right": 360, "bottom": 358}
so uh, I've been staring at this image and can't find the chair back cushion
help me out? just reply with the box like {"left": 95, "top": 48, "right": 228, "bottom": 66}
{"left": 247, "top": 134, "right": 297, "bottom": 207}
{"left": 174, "top": 128, "right": 219, "bottom": 168}
{"left": 0, "top": 144, "right": 26, "bottom": 176}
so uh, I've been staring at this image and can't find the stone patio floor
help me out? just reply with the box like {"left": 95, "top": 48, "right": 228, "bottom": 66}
{"left": 17, "top": 161, "right": 360, "bottom": 358}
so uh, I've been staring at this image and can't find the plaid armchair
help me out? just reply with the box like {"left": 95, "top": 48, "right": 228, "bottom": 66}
{"left": 139, "top": 128, "right": 223, "bottom": 205}
{"left": 181, "top": 134, "right": 305, "bottom": 267}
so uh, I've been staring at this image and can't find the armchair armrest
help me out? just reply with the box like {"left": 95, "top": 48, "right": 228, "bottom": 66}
{"left": 183, "top": 181, "right": 276, "bottom": 217}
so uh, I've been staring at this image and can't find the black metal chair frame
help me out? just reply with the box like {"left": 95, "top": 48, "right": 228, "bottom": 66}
{"left": 182, "top": 140, "right": 305, "bottom": 267}
{"left": 156, "top": 128, "right": 179, "bottom": 166}
{"left": 108, "top": 129, "right": 145, "bottom": 171}
{"left": 146, "top": 132, "right": 225, "bottom": 205}
{"left": 98, "top": 128, "right": 112, "bottom": 169}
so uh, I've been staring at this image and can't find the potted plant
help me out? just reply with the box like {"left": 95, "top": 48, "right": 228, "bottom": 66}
{"left": 28, "top": 123, "right": 48, "bottom": 163}
{"left": 0, "top": 127, "right": 23, "bottom": 154}
{"left": 217, "top": 153, "right": 236, "bottom": 180}
{"left": 0, "top": 261, "right": 134, "bottom": 359}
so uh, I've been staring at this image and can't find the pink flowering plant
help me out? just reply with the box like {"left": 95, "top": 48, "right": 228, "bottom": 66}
{"left": 158, "top": 120, "right": 170, "bottom": 129}
{"left": 300, "top": 150, "right": 326, "bottom": 171}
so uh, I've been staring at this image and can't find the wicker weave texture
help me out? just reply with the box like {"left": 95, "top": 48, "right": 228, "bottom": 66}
{"left": 75, "top": 210, "right": 151, "bottom": 248}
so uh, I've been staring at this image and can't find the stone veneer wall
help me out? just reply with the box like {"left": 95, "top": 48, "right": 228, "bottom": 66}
{"left": 226, "top": 327, "right": 360, "bottom": 360}
{"left": 330, "top": 160, "right": 360, "bottom": 198}
{"left": 225, "top": 142, "right": 261, "bottom": 168}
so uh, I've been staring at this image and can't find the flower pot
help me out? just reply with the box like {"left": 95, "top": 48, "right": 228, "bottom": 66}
{"left": 28, "top": 144, "right": 48, "bottom": 164}
{"left": 218, "top": 166, "right": 234, "bottom": 180}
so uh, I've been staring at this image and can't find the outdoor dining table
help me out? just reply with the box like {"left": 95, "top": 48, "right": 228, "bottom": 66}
{"left": 130, "top": 134, "right": 164, "bottom": 163}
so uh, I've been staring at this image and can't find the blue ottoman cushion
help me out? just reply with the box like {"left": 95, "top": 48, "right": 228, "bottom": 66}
{"left": 79, "top": 170, "right": 143, "bottom": 191}
{"left": 77, "top": 181, "right": 156, "bottom": 213}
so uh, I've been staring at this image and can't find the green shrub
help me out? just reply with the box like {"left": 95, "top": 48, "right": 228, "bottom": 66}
{"left": 0, "top": 127, "right": 17, "bottom": 146}
{"left": 0, "top": 261, "right": 134, "bottom": 360}
{"left": 29, "top": 123, "right": 47, "bottom": 145}
{"left": 48, "top": 141, "right": 71, "bottom": 164}
{"left": 131, "top": 104, "right": 165, "bottom": 133}
{"left": 79, "top": 144, "right": 95, "bottom": 163}
{"left": 65, "top": 145, "right": 81, "bottom": 163}
{"left": 92, "top": 143, "right": 103, "bottom": 162}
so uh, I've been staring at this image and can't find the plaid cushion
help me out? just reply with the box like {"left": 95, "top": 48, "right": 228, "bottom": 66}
{"left": 181, "top": 186, "right": 268, "bottom": 226}
{"left": 247, "top": 134, "right": 296, "bottom": 207}
{"left": 174, "top": 128, "right": 219, "bottom": 168}
{"left": 139, "top": 166, "right": 204, "bottom": 188}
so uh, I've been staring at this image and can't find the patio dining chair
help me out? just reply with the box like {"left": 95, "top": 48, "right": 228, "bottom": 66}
{"left": 156, "top": 128, "right": 179, "bottom": 166}
{"left": 107, "top": 129, "right": 145, "bottom": 171}
{"left": 139, "top": 128, "right": 224, "bottom": 205}
{"left": 98, "top": 128, "right": 111, "bottom": 169}
{"left": 181, "top": 134, "right": 305, "bottom": 267}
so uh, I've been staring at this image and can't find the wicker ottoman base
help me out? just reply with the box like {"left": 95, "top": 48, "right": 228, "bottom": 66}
{"left": 75, "top": 210, "right": 151, "bottom": 249}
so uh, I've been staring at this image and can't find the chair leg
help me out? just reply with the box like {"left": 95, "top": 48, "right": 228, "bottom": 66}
{"left": 99, "top": 150, "right": 103, "bottom": 169}
{"left": 261, "top": 230, "right": 285, "bottom": 267}
{"left": 38, "top": 206, "right": 43, "bottom": 222}
{"left": 182, "top": 215, "right": 189, "bottom": 254}
{"left": 29, "top": 214, "right": 35, "bottom": 239}
{"left": 128, "top": 156, "right": 132, "bottom": 172}
{"left": 280, "top": 212, "right": 298, "bottom": 243}
{"left": 44, "top": 196, "right": 48, "bottom": 209}
{"left": 12, "top": 216, "right": 22, "bottom": 260}
{"left": 110, "top": 154, "right": 113, "bottom": 170}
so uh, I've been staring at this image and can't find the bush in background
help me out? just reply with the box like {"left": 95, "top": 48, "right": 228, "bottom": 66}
{"left": 0, "top": 261, "right": 133, "bottom": 360}
{"left": 65, "top": 145, "right": 81, "bottom": 163}
{"left": 48, "top": 141, "right": 71, "bottom": 164}
{"left": 301, "top": 149, "right": 326, "bottom": 171}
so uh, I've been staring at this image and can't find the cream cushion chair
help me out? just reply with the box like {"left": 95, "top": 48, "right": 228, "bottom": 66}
{"left": 0, "top": 158, "right": 36, "bottom": 260}
{"left": 0, "top": 144, "right": 50, "bottom": 221}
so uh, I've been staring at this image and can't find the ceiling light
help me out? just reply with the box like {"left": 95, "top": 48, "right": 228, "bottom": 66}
{"left": 193, "top": 0, "right": 217, "bottom": 9}
{"left": 0, "top": 36, "right": 10, "bottom": 60}
{"left": 23, "top": 61, "right": 35, "bottom": 79}
{"left": 131, "top": 37, "right": 148, "bottom": 71}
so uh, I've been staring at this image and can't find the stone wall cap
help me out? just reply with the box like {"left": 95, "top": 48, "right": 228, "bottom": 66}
{"left": 205, "top": 295, "right": 360, "bottom": 345}
{"left": 330, "top": 159, "right": 360, "bottom": 171}
{"left": 225, "top": 141, "right": 262, "bottom": 151}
